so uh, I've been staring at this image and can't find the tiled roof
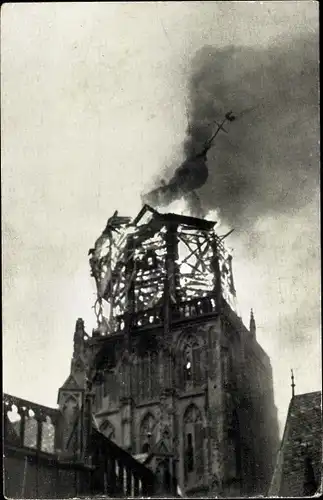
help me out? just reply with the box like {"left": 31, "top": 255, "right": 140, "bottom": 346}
{"left": 269, "top": 391, "right": 322, "bottom": 497}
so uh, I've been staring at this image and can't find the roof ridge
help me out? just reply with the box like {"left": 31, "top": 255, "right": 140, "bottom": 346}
{"left": 269, "top": 390, "right": 322, "bottom": 496}
{"left": 292, "top": 390, "right": 322, "bottom": 398}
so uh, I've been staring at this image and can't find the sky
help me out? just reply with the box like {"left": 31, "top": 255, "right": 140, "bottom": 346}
{"left": 2, "top": 1, "right": 320, "bottom": 435}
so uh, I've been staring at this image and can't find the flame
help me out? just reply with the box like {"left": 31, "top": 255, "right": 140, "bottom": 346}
{"left": 205, "top": 208, "right": 220, "bottom": 223}
{"left": 156, "top": 196, "right": 191, "bottom": 216}
{"left": 156, "top": 197, "right": 222, "bottom": 227}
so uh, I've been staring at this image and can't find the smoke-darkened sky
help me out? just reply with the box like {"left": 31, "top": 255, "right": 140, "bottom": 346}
{"left": 2, "top": 1, "right": 320, "bottom": 435}
{"left": 184, "top": 34, "right": 319, "bottom": 224}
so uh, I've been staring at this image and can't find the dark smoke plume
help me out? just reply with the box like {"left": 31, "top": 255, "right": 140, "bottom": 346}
{"left": 183, "top": 32, "right": 319, "bottom": 229}
{"left": 143, "top": 32, "right": 319, "bottom": 227}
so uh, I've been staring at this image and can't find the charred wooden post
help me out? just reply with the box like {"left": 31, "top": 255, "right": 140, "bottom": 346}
{"left": 211, "top": 238, "right": 222, "bottom": 312}
{"left": 124, "top": 234, "right": 135, "bottom": 350}
{"left": 164, "top": 222, "right": 179, "bottom": 333}
{"left": 87, "top": 205, "right": 240, "bottom": 337}
{"left": 227, "top": 254, "right": 236, "bottom": 296}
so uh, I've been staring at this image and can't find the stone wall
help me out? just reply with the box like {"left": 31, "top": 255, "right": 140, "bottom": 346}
{"left": 89, "top": 308, "right": 279, "bottom": 497}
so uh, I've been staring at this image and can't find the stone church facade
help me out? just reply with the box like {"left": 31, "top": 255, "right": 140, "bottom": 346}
{"left": 57, "top": 205, "right": 280, "bottom": 497}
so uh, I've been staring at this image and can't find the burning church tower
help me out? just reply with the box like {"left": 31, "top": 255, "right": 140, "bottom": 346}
{"left": 58, "top": 199, "right": 280, "bottom": 497}
{"left": 57, "top": 113, "right": 280, "bottom": 497}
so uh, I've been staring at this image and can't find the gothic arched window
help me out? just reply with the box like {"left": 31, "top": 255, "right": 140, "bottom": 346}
{"left": 184, "top": 347, "right": 193, "bottom": 384}
{"left": 138, "top": 352, "right": 160, "bottom": 402}
{"left": 140, "top": 413, "right": 156, "bottom": 454}
{"left": 179, "top": 336, "right": 205, "bottom": 390}
{"left": 183, "top": 405, "right": 204, "bottom": 480}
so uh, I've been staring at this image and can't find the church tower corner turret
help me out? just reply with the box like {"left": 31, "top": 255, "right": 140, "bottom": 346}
{"left": 56, "top": 318, "right": 90, "bottom": 457}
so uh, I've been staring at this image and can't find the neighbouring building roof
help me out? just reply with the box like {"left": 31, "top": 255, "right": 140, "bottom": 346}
{"left": 269, "top": 391, "right": 322, "bottom": 497}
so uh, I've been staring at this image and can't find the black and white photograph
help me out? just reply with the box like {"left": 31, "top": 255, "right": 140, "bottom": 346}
{"left": 2, "top": 1, "right": 321, "bottom": 497}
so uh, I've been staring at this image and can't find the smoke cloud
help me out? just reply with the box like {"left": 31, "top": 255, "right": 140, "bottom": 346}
{"left": 182, "top": 32, "right": 319, "bottom": 229}
{"left": 178, "top": 29, "right": 320, "bottom": 384}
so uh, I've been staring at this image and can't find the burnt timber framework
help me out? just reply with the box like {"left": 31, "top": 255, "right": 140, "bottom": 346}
{"left": 90, "top": 204, "right": 237, "bottom": 335}
{"left": 84, "top": 205, "right": 280, "bottom": 497}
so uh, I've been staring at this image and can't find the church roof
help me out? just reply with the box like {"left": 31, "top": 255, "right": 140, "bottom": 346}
{"left": 59, "top": 373, "right": 83, "bottom": 391}
{"left": 269, "top": 391, "right": 322, "bottom": 497}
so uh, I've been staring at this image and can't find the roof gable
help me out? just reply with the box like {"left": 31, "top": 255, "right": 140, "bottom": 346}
{"left": 269, "top": 391, "right": 322, "bottom": 497}
{"left": 59, "top": 374, "right": 82, "bottom": 391}
{"left": 150, "top": 438, "right": 172, "bottom": 457}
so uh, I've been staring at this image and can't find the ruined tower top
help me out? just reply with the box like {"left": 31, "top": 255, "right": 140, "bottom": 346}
{"left": 89, "top": 204, "right": 238, "bottom": 336}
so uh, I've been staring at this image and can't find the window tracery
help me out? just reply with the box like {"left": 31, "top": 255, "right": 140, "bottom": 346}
{"left": 178, "top": 335, "right": 206, "bottom": 390}
{"left": 184, "top": 347, "right": 193, "bottom": 384}
{"left": 135, "top": 352, "right": 160, "bottom": 402}
{"left": 183, "top": 404, "right": 204, "bottom": 480}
